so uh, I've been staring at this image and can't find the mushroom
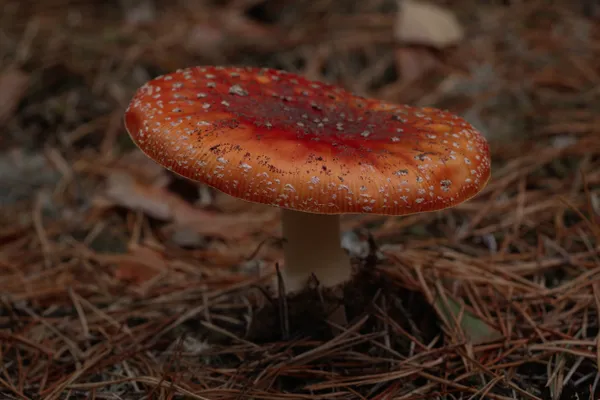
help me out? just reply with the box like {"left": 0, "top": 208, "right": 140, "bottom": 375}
{"left": 124, "top": 66, "right": 491, "bottom": 294}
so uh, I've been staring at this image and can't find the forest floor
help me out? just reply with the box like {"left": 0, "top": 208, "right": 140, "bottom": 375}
{"left": 1, "top": 0, "right": 599, "bottom": 399}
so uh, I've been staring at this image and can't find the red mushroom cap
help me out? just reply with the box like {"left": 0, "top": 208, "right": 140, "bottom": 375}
{"left": 124, "top": 66, "right": 491, "bottom": 215}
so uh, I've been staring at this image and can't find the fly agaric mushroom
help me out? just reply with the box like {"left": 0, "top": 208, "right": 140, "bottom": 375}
{"left": 124, "top": 66, "right": 491, "bottom": 293}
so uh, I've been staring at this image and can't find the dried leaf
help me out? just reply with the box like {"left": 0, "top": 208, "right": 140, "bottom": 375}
{"left": 104, "top": 171, "right": 174, "bottom": 220}
{"left": 101, "top": 171, "right": 276, "bottom": 239}
{"left": 108, "top": 246, "right": 168, "bottom": 283}
{"left": 114, "top": 151, "right": 171, "bottom": 184}
{"left": 394, "top": 0, "right": 464, "bottom": 48}
{"left": 167, "top": 226, "right": 208, "bottom": 248}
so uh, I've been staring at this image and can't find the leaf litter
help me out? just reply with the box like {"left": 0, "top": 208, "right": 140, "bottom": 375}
{"left": 1, "top": 0, "right": 600, "bottom": 399}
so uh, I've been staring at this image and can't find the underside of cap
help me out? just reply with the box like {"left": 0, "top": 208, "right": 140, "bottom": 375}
{"left": 124, "top": 66, "right": 491, "bottom": 215}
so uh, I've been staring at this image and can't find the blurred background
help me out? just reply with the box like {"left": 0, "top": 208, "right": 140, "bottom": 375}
{"left": 2, "top": 0, "right": 598, "bottom": 152}
{"left": 1, "top": 1, "right": 600, "bottom": 399}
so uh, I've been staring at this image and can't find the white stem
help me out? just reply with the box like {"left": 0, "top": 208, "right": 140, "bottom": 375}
{"left": 280, "top": 209, "right": 352, "bottom": 293}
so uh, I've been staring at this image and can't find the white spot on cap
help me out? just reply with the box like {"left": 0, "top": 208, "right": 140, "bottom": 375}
{"left": 229, "top": 84, "right": 248, "bottom": 96}
{"left": 440, "top": 179, "right": 452, "bottom": 192}
{"left": 240, "top": 163, "right": 252, "bottom": 172}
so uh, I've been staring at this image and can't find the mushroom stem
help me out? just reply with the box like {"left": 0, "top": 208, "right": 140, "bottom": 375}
{"left": 281, "top": 208, "right": 352, "bottom": 293}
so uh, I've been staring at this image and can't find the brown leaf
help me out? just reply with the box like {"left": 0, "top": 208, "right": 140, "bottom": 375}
{"left": 163, "top": 208, "right": 276, "bottom": 241}
{"left": 109, "top": 246, "right": 167, "bottom": 284}
{"left": 104, "top": 171, "right": 175, "bottom": 220}
{"left": 532, "top": 67, "right": 585, "bottom": 91}
{"left": 100, "top": 171, "right": 276, "bottom": 239}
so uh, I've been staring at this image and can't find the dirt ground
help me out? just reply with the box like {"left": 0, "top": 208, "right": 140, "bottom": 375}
{"left": 1, "top": 0, "right": 600, "bottom": 399}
